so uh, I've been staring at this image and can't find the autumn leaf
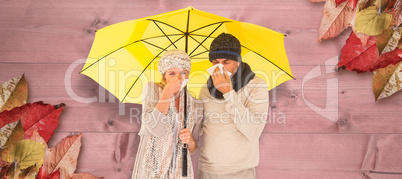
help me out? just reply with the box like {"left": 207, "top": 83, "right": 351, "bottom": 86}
{"left": 0, "top": 120, "right": 24, "bottom": 163}
{"left": 336, "top": 0, "right": 358, "bottom": 9}
{"left": 381, "top": 29, "right": 402, "bottom": 54}
{"left": 0, "top": 74, "right": 28, "bottom": 113}
{"left": 355, "top": 6, "right": 393, "bottom": 36}
{"left": 37, "top": 166, "right": 60, "bottom": 179}
{"left": 0, "top": 160, "right": 11, "bottom": 177}
{"left": 71, "top": 173, "right": 103, "bottom": 179}
{"left": 356, "top": 32, "right": 372, "bottom": 46}
{"left": 376, "top": 28, "right": 395, "bottom": 54}
{"left": 0, "top": 101, "right": 65, "bottom": 143}
{"left": 17, "top": 165, "right": 37, "bottom": 179}
{"left": 392, "top": 0, "right": 402, "bottom": 26}
{"left": 14, "top": 139, "right": 45, "bottom": 170}
{"left": 359, "top": 0, "right": 375, "bottom": 10}
{"left": 0, "top": 121, "right": 19, "bottom": 148}
{"left": 373, "top": 61, "right": 402, "bottom": 100}
{"left": 338, "top": 31, "right": 402, "bottom": 72}
{"left": 5, "top": 161, "right": 18, "bottom": 178}
{"left": 318, "top": 0, "right": 356, "bottom": 41}
{"left": 44, "top": 133, "right": 82, "bottom": 179}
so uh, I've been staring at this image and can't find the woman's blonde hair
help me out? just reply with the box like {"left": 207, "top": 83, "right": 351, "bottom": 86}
{"left": 156, "top": 76, "right": 167, "bottom": 89}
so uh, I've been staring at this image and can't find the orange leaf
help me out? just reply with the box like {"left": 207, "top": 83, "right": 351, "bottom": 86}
{"left": 318, "top": 0, "right": 356, "bottom": 41}
{"left": 44, "top": 133, "right": 82, "bottom": 179}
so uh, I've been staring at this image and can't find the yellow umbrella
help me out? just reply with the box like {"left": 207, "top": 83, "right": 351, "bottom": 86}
{"left": 81, "top": 6, "right": 294, "bottom": 104}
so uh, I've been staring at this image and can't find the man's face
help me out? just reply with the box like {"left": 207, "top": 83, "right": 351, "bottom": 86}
{"left": 211, "top": 58, "right": 240, "bottom": 76}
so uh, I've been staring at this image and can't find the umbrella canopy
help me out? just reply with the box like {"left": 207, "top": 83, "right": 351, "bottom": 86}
{"left": 81, "top": 6, "right": 294, "bottom": 104}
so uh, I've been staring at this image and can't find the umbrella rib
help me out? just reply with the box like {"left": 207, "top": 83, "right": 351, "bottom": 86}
{"left": 148, "top": 19, "right": 184, "bottom": 33}
{"left": 152, "top": 21, "right": 178, "bottom": 49}
{"left": 121, "top": 36, "right": 185, "bottom": 102}
{"left": 242, "top": 46, "right": 295, "bottom": 80}
{"left": 188, "top": 22, "right": 224, "bottom": 56}
{"left": 188, "top": 35, "right": 209, "bottom": 51}
{"left": 189, "top": 21, "right": 231, "bottom": 34}
{"left": 80, "top": 34, "right": 183, "bottom": 73}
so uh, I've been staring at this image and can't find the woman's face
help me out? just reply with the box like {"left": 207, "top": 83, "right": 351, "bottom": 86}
{"left": 163, "top": 68, "right": 189, "bottom": 83}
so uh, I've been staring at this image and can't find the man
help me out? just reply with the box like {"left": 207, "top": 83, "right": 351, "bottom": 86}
{"left": 198, "top": 33, "right": 269, "bottom": 179}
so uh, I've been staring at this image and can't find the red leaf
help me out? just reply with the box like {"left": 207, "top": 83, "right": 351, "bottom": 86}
{"left": 338, "top": 31, "right": 402, "bottom": 72}
{"left": 0, "top": 101, "right": 65, "bottom": 143}
{"left": 37, "top": 166, "right": 60, "bottom": 179}
{"left": 336, "top": 0, "right": 348, "bottom": 6}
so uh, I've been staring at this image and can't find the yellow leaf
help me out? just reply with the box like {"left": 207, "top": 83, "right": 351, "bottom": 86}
{"left": 355, "top": 6, "right": 393, "bottom": 36}
{"left": 14, "top": 139, "right": 45, "bottom": 169}
{"left": 0, "top": 74, "right": 28, "bottom": 113}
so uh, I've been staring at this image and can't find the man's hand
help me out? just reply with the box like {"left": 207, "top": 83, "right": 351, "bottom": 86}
{"left": 211, "top": 67, "right": 232, "bottom": 94}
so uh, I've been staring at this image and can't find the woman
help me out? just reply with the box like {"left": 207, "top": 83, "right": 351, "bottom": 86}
{"left": 132, "top": 49, "right": 204, "bottom": 179}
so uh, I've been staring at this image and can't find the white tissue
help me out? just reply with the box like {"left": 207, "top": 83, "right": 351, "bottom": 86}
{"left": 180, "top": 79, "right": 189, "bottom": 90}
{"left": 207, "top": 64, "right": 232, "bottom": 77}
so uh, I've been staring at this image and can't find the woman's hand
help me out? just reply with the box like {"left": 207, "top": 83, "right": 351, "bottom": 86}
{"left": 163, "top": 76, "right": 182, "bottom": 97}
{"left": 211, "top": 67, "right": 232, "bottom": 94}
{"left": 179, "top": 128, "right": 197, "bottom": 154}
{"left": 157, "top": 76, "right": 182, "bottom": 114}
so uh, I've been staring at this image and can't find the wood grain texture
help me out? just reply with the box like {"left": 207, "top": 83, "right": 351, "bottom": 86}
{"left": 1, "top": 0, "right": 402, "bottom": 178}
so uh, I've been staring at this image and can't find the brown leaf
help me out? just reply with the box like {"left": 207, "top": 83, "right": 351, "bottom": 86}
{"left": 0, "top": 74, "right": 28, "bottom": 113}
{"left": 318, "top": 0, "right": 356, "bottom": 41}
{"left": 0, "top": 101, "right": 65, "bottom": 143}
{"left": 382, "top": 29, "right": 402, "bottom": 54}
{"left": 376, "top": 28, "right": 395, "bottom": 54}
{"left": 17, "top": 165, "right": 37, "bottom": 179}
{"left": 0, "top": 160, "right": 11, "bottom": 177}
{"left": 0, "top": 121, "right": 24, "bottom": 163}
{"left": 373, "top": 61, "right": 402, "bottom": 100}
{"left": 44, "top": 133, "right": 82, "bottom": 179}
{"left": 70, "top": 173, "right": 103, "bottom": 179}
{"left": 0, "top": 121, "right": 18, "bottom": 148}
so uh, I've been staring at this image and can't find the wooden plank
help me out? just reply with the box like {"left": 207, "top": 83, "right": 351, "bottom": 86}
{"left": 47, "top": 133, "right": 402, "bottom": 178}
{"left": 256, "top": 168, "right": 363, "bottom": 179}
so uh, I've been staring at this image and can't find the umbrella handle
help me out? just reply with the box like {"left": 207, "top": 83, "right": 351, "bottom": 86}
{"left": 182, "top": 87, "right": 188, "bottom": 177}
{"left": 182, "top": 144, "right": 188, "bottom": 176}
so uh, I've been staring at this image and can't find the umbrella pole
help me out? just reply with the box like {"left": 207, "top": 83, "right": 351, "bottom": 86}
{"left": 182, "top": 86, "right": 188, "bottom": 177}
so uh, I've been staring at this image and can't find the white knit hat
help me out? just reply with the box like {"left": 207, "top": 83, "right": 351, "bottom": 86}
{"left": 158, "top": 49, "right": 191, "bottom": 74}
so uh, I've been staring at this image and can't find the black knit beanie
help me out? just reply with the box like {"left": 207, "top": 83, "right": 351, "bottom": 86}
{"left": 209, "top": 33, "right": 242, "bottom": 62}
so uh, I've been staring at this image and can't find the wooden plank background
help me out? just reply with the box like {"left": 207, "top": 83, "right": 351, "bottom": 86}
{"left": 1, "top": 0, "right": 402, "bottom": 178}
